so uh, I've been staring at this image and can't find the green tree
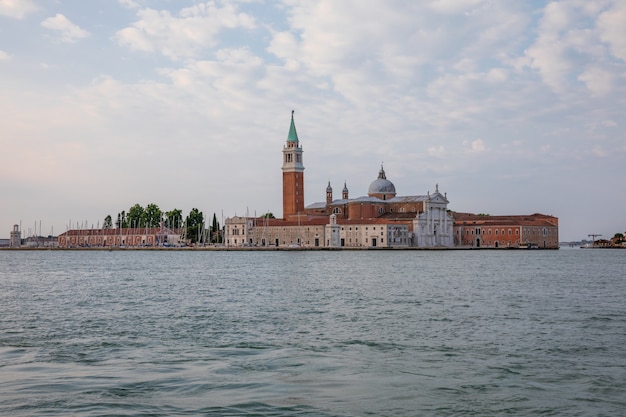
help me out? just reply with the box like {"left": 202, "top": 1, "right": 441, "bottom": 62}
{"left": 211, "top": 212, "right": 221, "bottom": 243}
{"left": 165, "top": 209, "right": 183, "bottom": 229}
{"left": 103, "top": 215, "right": 113, "bottom": 229}
{"left": 185, "top": 208, "right": 204, "bottom": 243}
{"left": 261, "top": 212, "right": 275, "bottom": 218}
{"left": 116, "top": 210, "right": 128, "bottom": 228}
{"left": 127, "top": 203, "right": 145, "bottom": 229}
{"left": 143, "top": 203, "right": 162, "bottom": 228}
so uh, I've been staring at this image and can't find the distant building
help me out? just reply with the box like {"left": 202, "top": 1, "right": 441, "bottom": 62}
{"left": 452, "top": 213, "right": 559, "bottom": 249}
{"left": 225, "top": 112, "right": 454, "bottom": 248}
{"left": 9, "top": 225, "right": 21, "bottom": 248}
{"left": 23, "top": 235, "right": 58, "bottom": 248}
{"left": 57, "top": 226, "right": 183, "bottom": 248}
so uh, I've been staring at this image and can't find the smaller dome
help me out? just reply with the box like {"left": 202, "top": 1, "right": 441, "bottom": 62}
{"left": 368, "top": 165, "right": 396, "bottom": 195}
{"left": 326, "top": 181, "right": 333, "bottom": 193}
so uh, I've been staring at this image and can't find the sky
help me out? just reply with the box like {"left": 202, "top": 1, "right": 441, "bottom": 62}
{"left": 1, "top": 0, "right": 625, "bottom": 242}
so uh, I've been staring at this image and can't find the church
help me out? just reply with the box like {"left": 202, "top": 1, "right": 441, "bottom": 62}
{"left": 224, "top": 112, "right": 454, "bottom": 248}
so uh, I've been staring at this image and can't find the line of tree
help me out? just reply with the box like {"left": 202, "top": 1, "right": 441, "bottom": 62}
{"left": 103, "top": 204, "right": 222, "bottom": 244}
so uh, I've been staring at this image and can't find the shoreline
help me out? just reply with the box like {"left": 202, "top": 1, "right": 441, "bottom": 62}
{"left": 0, "top": 246, "right": 561, "bottom": 251}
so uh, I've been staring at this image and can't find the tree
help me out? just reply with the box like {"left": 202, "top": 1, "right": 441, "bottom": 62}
{"left": 127, "top": 204, "right": 145, "bottom": 229}
{"left": 116, "top": 210, "right": 127, "bottom": 228}
{"left": 143, "top": 203, "right": 162, "bottom": 228}
{"left": 165, "top": 209, "right": 183, "bottom": 229}
{"left": 185, "top": 208, "right": 204, "bottom": 243}
{"left": 261, "top": 212, "right": 275, "bottom": 218}
{"left": 211, "top": 212, "right": 221, "bottom": 243}
{"left": 103, "top": 215, "right": 113, "bottom": 229}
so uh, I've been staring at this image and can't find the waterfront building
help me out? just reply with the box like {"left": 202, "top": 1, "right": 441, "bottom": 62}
{"left": 452, "top": 213, "right": 559, "bottom": 249}
{"left": 9, "top": 225, "right": 21, "bottom": 248}
{"left": 23, "top": 235, "right": 58, "bottom": 248}
{"left": 224, "top": 113, "right": 454, "bottom": 248}
{"left": 57, "top": 226, "right": 183, "bottom": 248}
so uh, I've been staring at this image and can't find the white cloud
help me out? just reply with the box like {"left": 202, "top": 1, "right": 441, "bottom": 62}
{"left": 578, "top": 66, "right": 615, "bottom": 96}
{"left": 0, "top": 0, "right": 38, "bottom": 18}
{"left": 41, "top": 13, "right": 90, "bottom": 43}
{"left": 524, "top": 1, "right": 626, "bottom": 95}
{"left": 524, "top": 2, "right": 576, "bottom": 92}
{"left": 117, "top": 0, "right": 139, "bottom": 9}
{"left": 0, "top": 50, "right": 10, "bottom": 60}
{"left": 464, "top": 139, "right": 487, "bottom": 153}
{"left": 115, "top": 2, "right": 256, "bottom": 60}
{"left": 597, "top": 1, "right": 626, "bottom": 62}
{"left": 428, "top": 0, "right": 485, "bottom": 14}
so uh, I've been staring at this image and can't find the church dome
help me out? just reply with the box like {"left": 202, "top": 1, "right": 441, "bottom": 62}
{"left": 368, "top": 165, "right": 396, "bottom": 195}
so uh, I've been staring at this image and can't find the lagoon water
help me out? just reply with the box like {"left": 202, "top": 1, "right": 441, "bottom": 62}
{"left": 0, "top": 249, "right": 625, "bottom": 416}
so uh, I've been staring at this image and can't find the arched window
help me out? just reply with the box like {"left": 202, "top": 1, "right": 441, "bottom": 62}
{"left": 332, "top": 207, "right": 342, "bottom": 214}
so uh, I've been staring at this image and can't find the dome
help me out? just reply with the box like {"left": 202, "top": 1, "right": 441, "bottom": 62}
{"left": 368, "top": 165, "right": 396, "bottom": 195}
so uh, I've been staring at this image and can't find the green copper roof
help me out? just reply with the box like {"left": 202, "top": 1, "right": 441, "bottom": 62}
{"left": 287, "top": 110, "right": 299, "bottom": 142}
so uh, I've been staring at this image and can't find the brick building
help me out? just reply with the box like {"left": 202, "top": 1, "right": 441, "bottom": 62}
{"left": 452, "top": 213, "right": 559, "bottom": 248}
{"left": 225, "top": 112, "right": 454, "bottom": 248}
{"left": 58, "top": 226, "right": 183, "bottom": 248}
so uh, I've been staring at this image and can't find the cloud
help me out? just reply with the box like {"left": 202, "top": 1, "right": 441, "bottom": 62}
{"left": 427, "top": 0, "right": 485, "bottom": 14}
{"left": 0, "top": 0, "right": 38, "bottom": 18}
{"left": 117, "top": 0, "right": 139, "bottom": 9}
{"left": 464, "top": 139, "right": 487, "bottom": 153}
{"left": 524, "top": 1, "right": 626, "bottom": 95}
{"left": 578, "top": 66, "right": 615, "bottom": 96}
{"left": 597, "top": 1, "right": 626, "bottom": 62}
{"left": 41, "top": 13, "right": 90, "bottom": 43}
{"left": 115, "top": 2, "right": 256, "bottom": 60}
{"left": 0, "top": 50, "right": 10, "bottom": 60}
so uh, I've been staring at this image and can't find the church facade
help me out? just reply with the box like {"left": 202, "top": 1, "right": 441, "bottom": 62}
{"left": 224, "top": 113, "right": 454, "bottom": 248}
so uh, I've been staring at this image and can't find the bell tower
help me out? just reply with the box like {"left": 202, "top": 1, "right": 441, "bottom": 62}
{"left": 282, "top": 111, "right": 305, "bottom": 219}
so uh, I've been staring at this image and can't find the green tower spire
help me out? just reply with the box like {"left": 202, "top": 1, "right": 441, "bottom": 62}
{"left": 287, "top": 110, "right": 299, "bottom": 143}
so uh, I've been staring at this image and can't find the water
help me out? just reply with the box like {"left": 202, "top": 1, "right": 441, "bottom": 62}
{"left": 1, "top": 249, "right": 625, "bottom": 416}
